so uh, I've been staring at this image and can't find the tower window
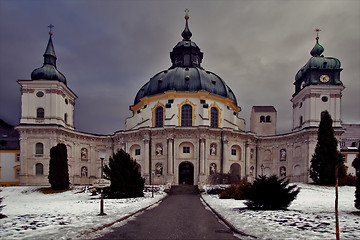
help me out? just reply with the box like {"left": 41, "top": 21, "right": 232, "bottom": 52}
{"left": 35, "top": 143, "right": 44, "bottom": 156}
{"left": 266, "top": 116, "right": 271, "bottom": 122}
{"left": 210, "top": 107, "right": 219, "bottom": 128}
{"left": 64, "top": 113, "right": 68, "bottom": 123}
{"left": 35, "top": 163, "right": 44, "bottom": 175}
{"left": 260, "top": 116, "right": 265, "bottom": 122}
{"left": 181, "top": 104, "right": 192, "bottom": 127}
{"left": 37, "top": 108, "right": 44, "bottom": 118}
{"left": 155, "top": 106, "right": 164, "bottom": 127}
{"left": 36, "top": 91, "right": 44, "bottom": 97}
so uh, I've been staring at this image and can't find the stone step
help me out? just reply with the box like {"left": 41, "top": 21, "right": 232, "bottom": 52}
{"left": 170, "top": 185, "right": 199, "bottom": 195}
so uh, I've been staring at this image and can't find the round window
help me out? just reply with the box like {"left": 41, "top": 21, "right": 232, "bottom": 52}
{"left": 36, "top": 91, "right": 44, "bottom": 97}
{"left": 321, "top": 96, "right": 328, "bottom": 102}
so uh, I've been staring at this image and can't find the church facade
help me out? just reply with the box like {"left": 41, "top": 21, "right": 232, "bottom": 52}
{"left": 16, "top": 14, "right": 344, "bottom": 186}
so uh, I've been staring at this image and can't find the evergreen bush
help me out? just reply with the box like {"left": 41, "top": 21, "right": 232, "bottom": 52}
{"left": 48, "top": 143, "right": 70, "bottom": 190}
{"left": 103, "top": 149, "right": 145, "bottom": 198}
{"left": 245, "top": 175, "right": 300, "bottom": 210}
{"left": 352, "top": 147, "right": 360, "bottom": 209}
{"left": 310, "top": 111, "right": 346, "bottom": 184}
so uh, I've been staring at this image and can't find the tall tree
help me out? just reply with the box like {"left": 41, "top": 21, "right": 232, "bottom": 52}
{"left": 310, "top": 111, "right": 345, "bottom": 184}
{"left": 103, "top": 149, "right": 145, "bottom": 198}
{"left": 352, "top": 146, "right": 360, "bottom": 209}
{"left": 48, "top": 143, "right": 70, "bottom": 190}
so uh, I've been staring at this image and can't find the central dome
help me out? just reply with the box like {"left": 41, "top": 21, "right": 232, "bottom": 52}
{"left": 133, "top": 13, "right": 237, "bottom": 106}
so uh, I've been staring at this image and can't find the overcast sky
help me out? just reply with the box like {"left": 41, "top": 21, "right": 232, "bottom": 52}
{"left": 0, "top": 0, "right": 359, "bottom": 135}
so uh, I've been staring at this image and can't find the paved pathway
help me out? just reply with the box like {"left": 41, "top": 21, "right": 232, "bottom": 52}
{"left": 97, "top": 185, "right": 238, "bottom": 239}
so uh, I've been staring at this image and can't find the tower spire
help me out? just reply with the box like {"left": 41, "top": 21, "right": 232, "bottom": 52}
{"left": 181, "top": 9, "right": 192, "bottom": 40}
{"left": 310, "top": 28, "right": 324, "bottom": 57}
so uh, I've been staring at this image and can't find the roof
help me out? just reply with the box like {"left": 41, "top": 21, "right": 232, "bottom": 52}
{"left": 31, "top": 32, "right": 67, "bottom": 85}
{"left": 0, "top": 119, "right": 20, "bottom": 150}
{"left": 133, "top": 12, "right": 237, "bottom": 107}
{"left": 252, "top": 106, "right": 277, "bottom": 112}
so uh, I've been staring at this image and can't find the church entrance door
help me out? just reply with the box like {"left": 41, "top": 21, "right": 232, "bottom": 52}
{"left": 179, "top": 162, "right": 194, "bottom": 185}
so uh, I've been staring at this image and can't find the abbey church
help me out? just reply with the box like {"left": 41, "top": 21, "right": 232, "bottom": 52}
{"left": 16, "top": 12, "right": 344, "bottom": 186}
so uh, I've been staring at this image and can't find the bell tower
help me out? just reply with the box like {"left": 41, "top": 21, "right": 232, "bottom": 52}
{"left": 18, "top": 26, "right": 77, "bottom": 129}
{"left": 291, "top": 30, "right": 344, "bottom": 131}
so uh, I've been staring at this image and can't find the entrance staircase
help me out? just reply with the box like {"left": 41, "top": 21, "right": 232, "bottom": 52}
{"left": 170, "top": 185, "right": 199, "bottom": 195}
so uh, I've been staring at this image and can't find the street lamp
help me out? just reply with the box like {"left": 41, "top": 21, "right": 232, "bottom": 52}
{"left": 151, "top": 170, "right": 155, "bottom": 198}
{"left": 99, "top": 150, "right": 106, "bottom": 216}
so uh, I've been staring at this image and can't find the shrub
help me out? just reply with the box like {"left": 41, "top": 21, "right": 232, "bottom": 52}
{"left": 48, "top": 143, "right": 70, "bottom": 190}
{"left": 219, "top": 185, "right": 237, "bottom": 199}
{"left": 339, "top": 174, "right": 357, "bottom": 186}
{"left": 245, "top": 175, "right": 300, "bottom": 210}
{"left": 103, "top": 149, "right": 145, "bottom": 198}
{"left": 219, "top": 181, "right": 251, "bottom": 200}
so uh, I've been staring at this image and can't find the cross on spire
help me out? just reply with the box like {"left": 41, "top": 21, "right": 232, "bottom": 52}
{"left": 48, "top": 24, "right": 54, "bottom": 35}
{"left": 315, "top": 28, "right": 321, "bottom": 40}
{"left": 185, "top": 9, "right": 189, "bottom": 20}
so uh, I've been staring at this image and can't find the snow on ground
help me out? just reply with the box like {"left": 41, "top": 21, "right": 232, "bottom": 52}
{"left": 0, "top": 186, "right": 166, "bottom": 240}
{"left": 202, "top": 183, "right": 360, "bottom": 239}
{"left": 1, "top": 183, "right": 359, "bottom": 239}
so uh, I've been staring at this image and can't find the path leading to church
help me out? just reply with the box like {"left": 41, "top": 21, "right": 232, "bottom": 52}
{"left": 97, "top": 185, "right": 239, "bottom": 239}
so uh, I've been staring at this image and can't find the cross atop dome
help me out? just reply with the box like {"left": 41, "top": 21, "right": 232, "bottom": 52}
{"left": 185, "top": 9, "right": 189, "bottom": 20}
{"left": 315, "top": 28, "right": 321, "bottom": 41}
{"left": 182, "top": 9, "right": 192, "bottom": 40}
{"left": 48, "top": 24, "right": 54, "bottom": 36}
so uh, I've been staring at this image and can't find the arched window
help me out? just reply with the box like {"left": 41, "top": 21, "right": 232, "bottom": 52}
{"left": 35, "top": 163, "right": 44, "bottom": 175}
{"left": 210, "top": 107, "right": 219, "bottom": 128}
{"left": 37, "top": 108, "right": 44, "bottom": 118}
{"left": 155, "top": 106, "right": 164, "bottom": 127}
{"left": 181, "top": 104, "right": 192, "bottom": 127}
{"left": 260, "top": 116, "right": 265, "bottom": 122}
{"left": 64, "top": 113, "right": 68, "bottom": 123}
{"left": 266, "top": 115, "right": 271, "bottom": 122}
{"left": 35, "top": 143, "right": 44, "bottom": 156}
{"left": 299, "top": 116, "right": 303, "bottom": 126}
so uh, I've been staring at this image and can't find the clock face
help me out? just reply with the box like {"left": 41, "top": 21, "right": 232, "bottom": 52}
{"left": 320, "top": 74, "right": 330, "bottom": 83}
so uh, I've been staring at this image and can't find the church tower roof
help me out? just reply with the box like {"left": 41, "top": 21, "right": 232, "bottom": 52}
{"left": 31, "top": 26, "right": 67, "bottom": 85}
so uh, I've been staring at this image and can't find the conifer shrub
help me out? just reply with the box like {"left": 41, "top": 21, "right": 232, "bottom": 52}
{"left": 48, "top": 143, "right": 70, "bottom": 190}
{"left": 103, "top": 149, "right": 145, "bottom": 198}
{"left": 245, "top": 175, "right": 300, "bottom": 210}
{"left": 310, "top": 111, "right": 346, "bottom": 185}
{"left": 352, "top": 148, "right": 360, "bottom": 209}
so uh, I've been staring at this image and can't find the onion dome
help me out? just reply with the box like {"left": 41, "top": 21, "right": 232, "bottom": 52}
{"left": 295, "top": 33, "right": 342, "bottom": 83}
{"left": 134, "top": 10, "right": 237, "bottom": 106}
{"left": 31, "top": 30, "right": 67, "bottom": 85}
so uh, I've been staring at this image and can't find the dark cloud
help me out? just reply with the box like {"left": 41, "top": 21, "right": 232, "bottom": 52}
{"left": 1, "top": 0, "right": 359, "bottom": 134}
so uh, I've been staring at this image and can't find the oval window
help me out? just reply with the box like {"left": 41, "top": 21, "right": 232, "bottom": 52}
{"left": 36, "top": 91, "right": 44, "bottom": 97}
{"left": 321, "top": 96, "right": 328, "bottom": 102}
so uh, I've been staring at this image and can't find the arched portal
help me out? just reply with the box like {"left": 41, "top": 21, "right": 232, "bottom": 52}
{"left": 179, "top": 162, "right": 194, "bottom": 185}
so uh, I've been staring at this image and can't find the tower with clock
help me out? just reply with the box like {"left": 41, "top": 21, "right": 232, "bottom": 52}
{"left": 291, "top": 29, "right": 344, "bottom": 131}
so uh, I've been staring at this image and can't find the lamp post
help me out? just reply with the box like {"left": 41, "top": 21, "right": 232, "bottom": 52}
{"left": 151, "top": 170, "right": 155, "bottom": 198}
{"left": 99, "top": 150, "right": 106, "bottom": 216}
